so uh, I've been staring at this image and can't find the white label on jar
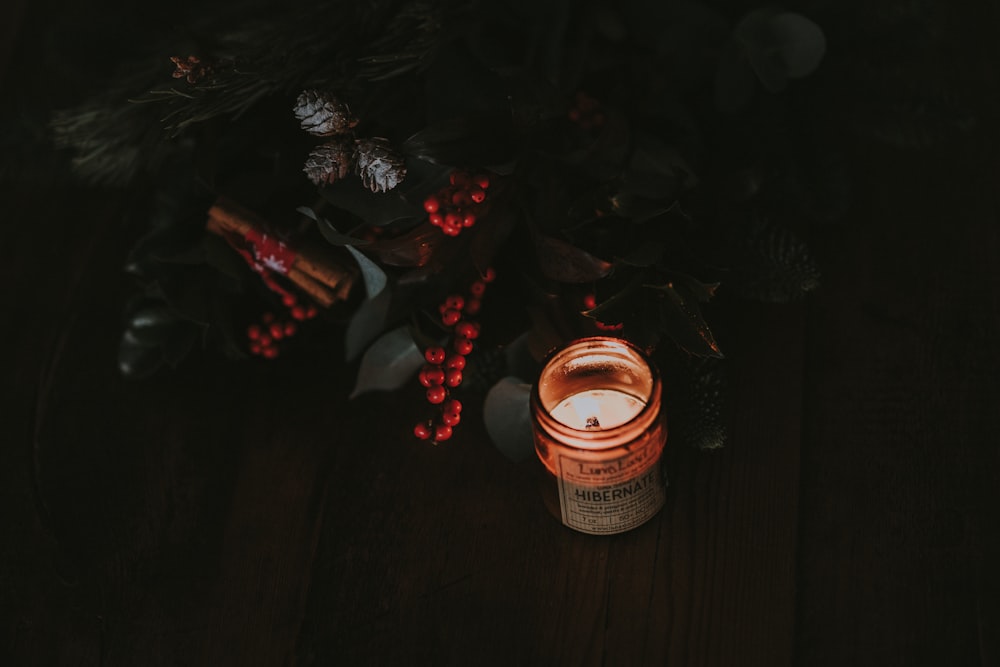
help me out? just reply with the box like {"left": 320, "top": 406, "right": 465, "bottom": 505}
{"left": 555, "top": 449, "right": 666, "bottom": 535}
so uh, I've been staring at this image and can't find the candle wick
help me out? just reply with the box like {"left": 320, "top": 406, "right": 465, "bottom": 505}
{"left": 585, "top": 416, "right": 601, "bottom": 429}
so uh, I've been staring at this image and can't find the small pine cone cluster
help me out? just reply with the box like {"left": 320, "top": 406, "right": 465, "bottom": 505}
{"left": 294, "top": 90, "right": 359, "bottom": 137}
{"left": 295, "top": 90, "right": 407, "bottom": 192}
{"left": 304, "top": 140, "right": 355, "bottom": 186}
{"left": 354, "top": 138, "right": 407, "bottom": 193}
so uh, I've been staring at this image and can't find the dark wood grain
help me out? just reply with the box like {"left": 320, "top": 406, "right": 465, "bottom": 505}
{"left": 4, "top": 1, "right": 1000, "bottom": 666}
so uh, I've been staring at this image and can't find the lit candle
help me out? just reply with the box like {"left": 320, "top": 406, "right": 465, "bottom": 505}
{"left": 531, "top": 337, "right": 667, "bottom": 535}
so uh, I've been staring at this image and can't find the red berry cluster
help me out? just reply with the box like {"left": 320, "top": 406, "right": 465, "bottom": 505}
{"left": 568, "top": 92, "right": 606, "bottom": 131}
{"left": 583, "top": 293, "right": 624, "bottom": 332}
{"left": 423, "top": 170, "right": 491, "bottom": 237}
{"left": 414, "top": 267, "right": 496, "bottom": 443}
{"left": 245, "top": 294, "right": 317, "bottom": 359}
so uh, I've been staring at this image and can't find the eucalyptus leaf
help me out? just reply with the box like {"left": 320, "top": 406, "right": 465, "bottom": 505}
{"left": 767, "top": 12, "right": 826, "bottom": 79}
{"left": 349, "top": 325, "right": 425, "bottom": 398}
{"left": 345, "top": 286, "right": 392, "bottom": 361}
{"left": 483, "top": 377, "right": 536, "bottom": 462}
{"left": 127, "top": 305, "right": 180, "bottom": 345}
{"left": 346, "top": 245, "right": 388, "bottom": 300}
{"left": 118, "top": 331, "right": 164, "bottom": 378}
{"left": 734, "top": 9, "right": 826, "bottom": 93}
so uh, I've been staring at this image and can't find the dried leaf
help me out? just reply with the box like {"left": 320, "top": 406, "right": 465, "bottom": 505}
{"left": 483, "top": 377, "right": 535, "bottom": 462}
{"left": 648, "top": 282, "right": 723, "bottom": 358}
{"left": 365, "top": 221, "right": 443, "bottom": 267}
{"left": 535, "top": 235, "right": 613, "bottom": 283}
{"left": 349, "top": 325, "right": 425, "bottom": 398}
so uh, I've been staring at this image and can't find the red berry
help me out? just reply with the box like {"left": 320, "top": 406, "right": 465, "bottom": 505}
{"left": 444, "top": 212, "right": 461, "bottom": 228}
{"left": 483, "top": 267, "right": 497, "bottom": 283}
{"left": 462, "top": 213, "right": 476, "bottom": 228}
{"left": 282, "top": 293, "right": 297, "bottom": 307}
{"left": 583, "top": 293, "right": 597, "bottom": 310}
{"left": 259, "top": 333, "right": 273, "bottom": 347}
{"left": 269, "top": 323, "right": 285, "bottom": 340}
{"left": 262, "top": 346, "right": 279, "bottom": 359}
{"left": 434, "top": 424, "right": 453, "bottom": 441}
{"left": 454, "top": 337, "right": 473, "bottom": 355}
{"left": 414, "top": 423, "right": 432, "bottom": 440}
{"left": 452, "top": 190, "right": 470, "bottom": 206}
{"left": 429, "top": 212, "right": 444, "bottom": 227}
{"left": 283, "top": 322, "right": 297, "bottom": 336}
{"left": 442, "top": 224, "right": 461, "bottom": 237}
{"left": 441, "top": 308, "right": 462, "bottom": 326}
{"left": 464, "top": 298, "right": 481, "bottom": 316}
{"left": 444, "top": 399, "right": 463, "bottom": 414}
{"left": 445, "top": 354, "right": 466, "bottom": 370}
{"left": 419, "top": 365, "right": 445, "bottom": 387}
{"left": 473, "top": 173, "right": 490, "bottom": 189}
{"left": 247, "top": 324, "right": 262, "bottom": 340}
{"left": 445, "top": 295, "right": 465, "bottom": 310}
{"left": 425, "top": 346, "right": 446, "bottom": 364}
{"left": 469, "top": 280, "right": 486, "bottom": 297}
{"left": 249, "top": 342, "right": 262, "bottom": 355}
{"left": 291, "top": 305, "right": 307, "bottom": 320}
{"left": 454, "top": 322, "right": 476, "bottom": 340}
{"left": 305, "top": 305, "right": 317, "bottom": 319}
{"left": 423, "top": 196, "right": 440, "bottom": 213}
{"left": 450, "top": 171, "right": 470, "bottom": 186}
{"left": 469, "top": 187, "right": 486, "bottom": 203}
{"left": 445, "top": 369, "right": 463, "bottom": 387}
{"left": 442, "top": 411, "right": 461, "bottom": 427}
{"left": 426, "top": 385, "right": 447, "bottom": 404}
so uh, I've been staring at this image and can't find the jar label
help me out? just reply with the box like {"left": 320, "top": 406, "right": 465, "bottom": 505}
{"left": 555, "top": 449, "right": 666, "bottom": 534}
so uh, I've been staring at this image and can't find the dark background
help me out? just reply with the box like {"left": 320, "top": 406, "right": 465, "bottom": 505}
{"left": 3, "top": 0, "right": 998, "bottom": 665}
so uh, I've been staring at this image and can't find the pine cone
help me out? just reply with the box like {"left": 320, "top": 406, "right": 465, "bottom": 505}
{"left": 354, "top": 137, "right": 407, "bottom": 193}
{"left": 294, "top": 90, "right": 359, "bottom": 137}
{"left": 731, "top": 218, "right": 821, "bottom": 303}
{"left": 304, "top": 140, "right": 355, "bottom": 186}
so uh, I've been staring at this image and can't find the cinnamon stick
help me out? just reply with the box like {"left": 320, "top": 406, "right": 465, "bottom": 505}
{"left": 205, "top": 196, "right": 355, "bottom": 306}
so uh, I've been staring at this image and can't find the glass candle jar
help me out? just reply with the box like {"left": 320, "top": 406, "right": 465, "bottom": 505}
{"left": 530, "top": 337, "right": 667, "bottom": 535}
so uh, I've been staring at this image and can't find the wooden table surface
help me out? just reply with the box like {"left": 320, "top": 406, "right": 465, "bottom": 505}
{"left": 3, "top": 1, "right": 999, "bottom": 666}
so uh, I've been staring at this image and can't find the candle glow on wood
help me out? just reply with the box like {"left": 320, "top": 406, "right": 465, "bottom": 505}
{"left": 550, "top": 389, "right": 646, "bottom": 431}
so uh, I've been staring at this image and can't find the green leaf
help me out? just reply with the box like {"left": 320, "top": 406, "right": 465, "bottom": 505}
{"left": 401, "top": 114, "right": 515, "bottom": 167}
{"left": 345, "top": 287, "right": 392, "bottom": 361}
{"left": 483, "top": 377, "right": 535, "bottom": 462}
{"left": 118, "top": 330, "right": 165, "bottom": 379}
{"left": 618, "top": 241, "right": 665, "bottom": 267}
{"left": 319, "top": 179, "right": 420, "bottom": 227}
{"left": 649, "top": 282, "right": 723, "bottom": 358}
{"left": 345, "top": 245, "right": 388, "bottom": 300}
{"left": 349, "top": 325, "right": 425, "bottom": 398}
{"left": 297, "top": 207, "right": 369, "bottom": 246}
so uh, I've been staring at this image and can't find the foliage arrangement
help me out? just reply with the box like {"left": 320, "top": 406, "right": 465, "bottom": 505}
{"left": 51, "top": 0, "right": 843, "bottom": 454}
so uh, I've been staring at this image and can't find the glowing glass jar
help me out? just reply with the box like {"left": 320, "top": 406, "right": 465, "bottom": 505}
{"left": 531, "top": 337, "right": 667, "bottom": 535}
